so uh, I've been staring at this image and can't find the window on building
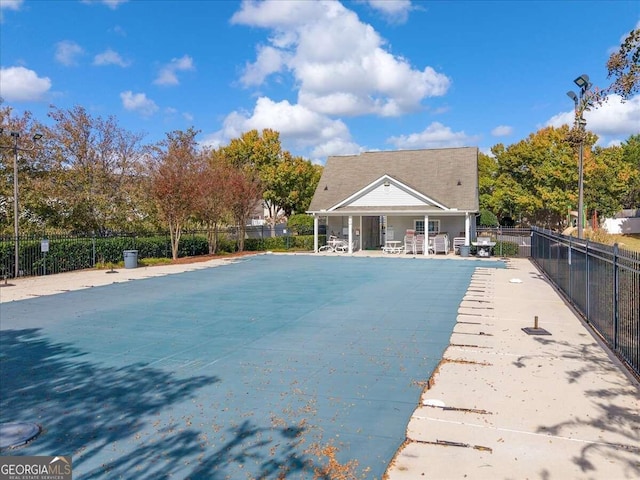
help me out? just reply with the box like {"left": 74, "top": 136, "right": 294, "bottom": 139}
{"left": 414, "top": 219, "right": 440, "bottom": 234}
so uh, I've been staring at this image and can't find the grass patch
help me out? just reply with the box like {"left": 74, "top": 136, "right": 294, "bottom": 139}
{"left": 139, "top": 257, "right": 172, "bottom": 266}
{"left": 586, "top": 231, "right": 640, "bottom": 252}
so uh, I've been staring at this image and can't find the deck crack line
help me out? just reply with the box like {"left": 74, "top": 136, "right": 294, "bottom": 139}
{"left": 412, "top": 416, "right": 640, "bottom": 451}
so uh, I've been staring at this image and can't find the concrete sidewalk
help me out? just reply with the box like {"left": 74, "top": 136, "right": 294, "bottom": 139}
{"left": 386, "top": 258, "right": 640, "bottom": 479}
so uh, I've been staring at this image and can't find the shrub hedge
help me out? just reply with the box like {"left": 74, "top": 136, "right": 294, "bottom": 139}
{"left": 0, "top": 233, "right": 324, "bottom": 278}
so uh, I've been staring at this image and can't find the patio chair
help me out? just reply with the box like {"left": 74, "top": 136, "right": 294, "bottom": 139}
{"left": 318, "top": 235, "right": 339, "bottom": 252}
{"left": 335, "top": 239, "right": 357, "bottom": 253}
{"left": 414, "top": 234, "right": 425, "bottom": 254}
{"left": 433, "top": 235, "right": 448, "bottom": 254}
{"left": 453, "top": 237, "right": 465, "bottom": 254}
{"left": 404, "top": 233, "right": 416, "bottom": 254}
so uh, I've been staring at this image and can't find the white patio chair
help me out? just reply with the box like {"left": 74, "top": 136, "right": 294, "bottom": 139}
{"left": 318, "top": 235, "right": 339, "bottom": 252}
{"left": 335, "top": 239, "right": 357, "bottom": 253}
{"left": 453, "top": 237, "right": 465, "bottom": 254}
{"left": 433, "top": 235, "right": 448, "bottom": 254}
{"left": 404, "top": 234, "right": 416, "bottom": 254}
{"left": 414, "top": 234, "right": 425, "bottom": 254}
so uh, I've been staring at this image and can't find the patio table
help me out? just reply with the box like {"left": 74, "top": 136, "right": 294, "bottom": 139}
{"left": 383, "top": 240, "right": 403, "bottom": 254}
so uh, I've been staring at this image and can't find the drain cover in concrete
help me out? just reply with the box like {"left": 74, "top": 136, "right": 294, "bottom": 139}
{"left": 522, "top": 327, "right": 551, "bottom": 335}
{"left": 0, "top": 422, "right": 41, "bottom": 449}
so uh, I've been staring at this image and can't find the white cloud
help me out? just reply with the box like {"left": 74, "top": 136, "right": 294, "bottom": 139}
{"left": 201, "top": 96, "right": 361, "bottom": 161}
{"left": 366, "top": 0, "right": 413, "bottom": 24}
{"left": 111, "top": 25, "right": 127, "bottom": 36}
{"left": 491, "top": 125, "right": 513, "bottom": 137}
{"left": 154, "top": 55, "right": 195, "bottom": 86}
{"left": 81, "top": 0, "right": 128, "bottom": 9}
{"left": 546, "top": 94, "right": 640, "bottom": 144}
{"left": 93, "top": 48, "right": 130, "bottom": 67}
{"left": 232, "top": 0, "right": 449, "bottom": 117}
{"left": 240, "top": 45, "right": 288, "bottom": 86}
{"left": 0, "top": 0, "right": 23, "bottom": 11}
{"left": 0, "top": 66, "right": 51, "bottom": 101}
{"left": 55, "top": 41, "right": 84, "bottom": 66}
{"left": 120, "top": 90, "right": 158, "bottom": 117}
{"left": 387, "top": 122, "right": 480, "bottom": 149}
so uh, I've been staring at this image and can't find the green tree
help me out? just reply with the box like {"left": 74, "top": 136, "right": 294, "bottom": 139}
{"left": 478, "top": 152, "right": 498, "bottom": 214}
{"left": 262, "top": 152, "right": 322, "bottom": 218}
{"left": 478, "top": 209, "right": 499, "bottom": 227}
{"left": 287, "top": 213, "right": 314, "bottom": 235}
{"left": 620, "top": 134, "right": 640, "bottom": 208}
{"left": 587, "top": 143, "right": 639, "bottom": 218}
{"left": 221, "top": 129, "right": 320, "bottom": 233}
{"left": 489, "top": 126, "right": 596, "bottom": 229}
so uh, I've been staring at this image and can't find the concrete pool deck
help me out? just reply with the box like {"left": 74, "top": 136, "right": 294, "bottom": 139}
{"left": 1, "top": 253, "right": 638, "bottom": 479}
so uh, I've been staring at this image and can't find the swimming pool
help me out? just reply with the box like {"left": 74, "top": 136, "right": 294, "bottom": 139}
{"left": 0, "top": 254, "right": 504, "bottom": 478}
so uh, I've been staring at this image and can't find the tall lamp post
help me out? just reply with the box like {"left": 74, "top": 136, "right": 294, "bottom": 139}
{"left": 567, "top": 74, "right": 591, "bottom": 239}
{"left": 0, "top": 129, "right": 43, "bottom": 278}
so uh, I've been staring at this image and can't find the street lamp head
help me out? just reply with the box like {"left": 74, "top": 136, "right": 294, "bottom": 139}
{"left": 566, "top": 91, "right": 578, "bottom": 104}
{"left": 10, "top": 131, "right": 20, "bottom": 138}
{"left": 32, "top": 133, "right": 43, "bottom": 141}
{"left": 573, "top": 74, "right": 590, "bottom": 89}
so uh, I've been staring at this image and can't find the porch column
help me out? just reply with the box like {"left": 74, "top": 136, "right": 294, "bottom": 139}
{"left": 465, "top": 213, "right": 471, "bottom": 245}
{"left": 313, "top": 215, "right": 319, "bottom": 253}
{"left": 348, "top": 216, "right": 353, "bottom": 254}
{"left": 358, "top": 216, "right": 363, "bottom": 251}
{"left": 424, "top": 214, "right": 429, "bottom": 256}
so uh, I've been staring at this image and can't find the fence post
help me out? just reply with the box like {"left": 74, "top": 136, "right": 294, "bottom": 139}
{"left": 613, "top": 243, "right": 619, "bottom": 351}
{"left": 568, "top": 234, "right": 572, "bottom": 300}
{"left": 585, "top": 239, "right": 590, "bottom": 321}
{"left": 92, "top": 236, "right": 96, "bottom": 268}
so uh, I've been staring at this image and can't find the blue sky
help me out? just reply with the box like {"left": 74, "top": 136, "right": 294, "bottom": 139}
{"left": 1, "top": 0, "right": 638, "bottom": 163}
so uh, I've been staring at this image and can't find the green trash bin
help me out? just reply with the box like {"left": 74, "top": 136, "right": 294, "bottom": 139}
{"left": 459, "top": 245, "right": 470, "bottom": 257}
{"left": 123, "top": 250, "right": 138, "bottom": 269}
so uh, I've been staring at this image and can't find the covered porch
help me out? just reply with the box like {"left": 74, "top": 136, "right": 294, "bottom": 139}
{"left": 312, "top": 210, "right": 475, "bottom": 255}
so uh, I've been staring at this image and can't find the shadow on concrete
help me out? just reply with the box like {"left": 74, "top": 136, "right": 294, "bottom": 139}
{"left": 526, "top": 335, "right": 640, "bottom": 477}
{"left": 0, "top": 329, "right": 336, "bottom": 479}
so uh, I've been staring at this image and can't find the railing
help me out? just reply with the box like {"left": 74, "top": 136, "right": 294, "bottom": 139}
{"left": 0, "top": 226, "right": 312, "bottom": 280}
{"left": 531, "top": 226, "right": 640, "bottom": 379}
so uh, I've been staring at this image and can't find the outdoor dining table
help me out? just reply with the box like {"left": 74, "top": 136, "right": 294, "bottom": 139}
{"left": 383, "top": 240, "right": 403, "bottom": 254}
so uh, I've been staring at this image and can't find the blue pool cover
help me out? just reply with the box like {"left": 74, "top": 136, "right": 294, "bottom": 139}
{"left": 0, "top": 254, "right": 503, "bottom": 479}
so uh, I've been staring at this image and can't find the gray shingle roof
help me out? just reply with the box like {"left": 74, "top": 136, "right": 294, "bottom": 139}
{"left": 308, "top": 147, "right": 479, "bottom": 213}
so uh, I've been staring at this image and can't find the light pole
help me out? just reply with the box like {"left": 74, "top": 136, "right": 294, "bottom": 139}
{"left": 567, "top": 74, "right": 591, "bottom": 239}
{"left": 0, "top": 129, "right": 43, "bottom": 278}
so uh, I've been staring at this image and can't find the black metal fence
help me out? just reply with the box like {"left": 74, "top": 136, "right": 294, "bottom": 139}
{"left": 0, "top": 225, "right": 306, "bottom": 279}
{"left": 531, "top": 226, "right": 640, "bottom": 379}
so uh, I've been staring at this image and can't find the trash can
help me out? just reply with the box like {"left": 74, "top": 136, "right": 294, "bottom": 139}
{"left": 459, "top": 245, "right": 470, "bottom": 257}
{"left": 123, "top": 250, "right": 138, "bottom": 269}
